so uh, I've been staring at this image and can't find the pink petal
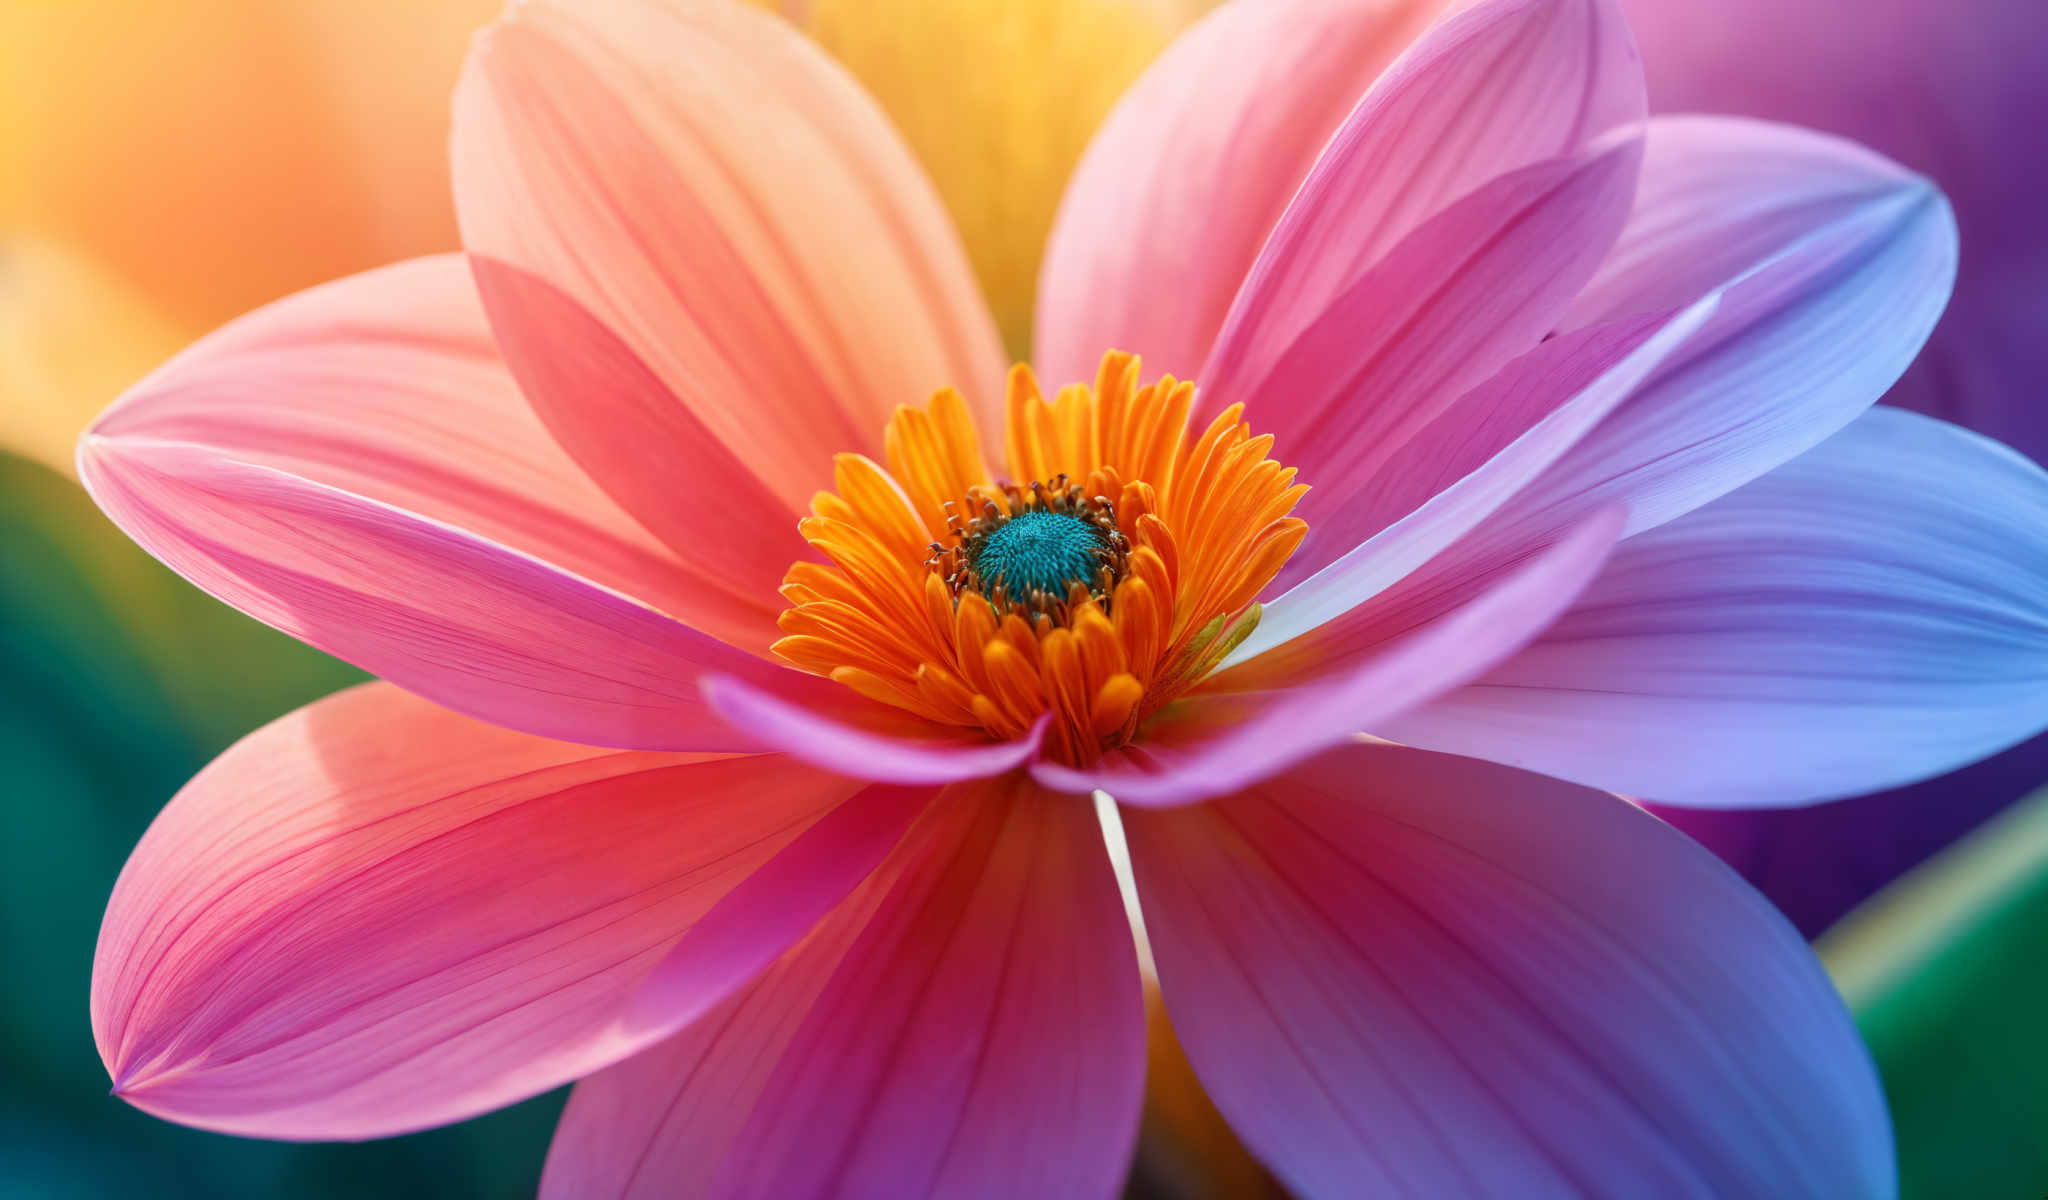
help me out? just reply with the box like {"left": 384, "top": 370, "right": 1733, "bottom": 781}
{"left": 546, "top": 776, "right": 1139, "bottom": 1199}
{"left": 1562, "top": 114, "right": 1929, "bottom": 331}
{"left": 451, "top": 0, "right": 1004, "bottom": 514}
{"left": 1033, "top": 0, "right": 1448, "bottom": 387}
{"left": 1313, "top": 310, "right": 1698, "bottom": 556}
{"left": 1200, "top": 0, "right": 1646, "bottom": 416}
{"left": 1215, "top": 136, "right": 1644, "bottom": 586}
{"left": 711, "top": 777, "right": 1142, "bottom": 1199}
{"left": 539, "top": 830, "right": 914, "bottom": 1200}
{"left": 1033, "top": 507, "right": 1622, "bottom": 805}
{"left": 84, "top": 254, "right": 779, "bottom": 651}
{"left": 1123, "top": 740, "right": 1892, "bottom": 1197}
{"left": 1242, "top": 298, "right": 1717, "bottom": 654}
{"left": 78, "top": 432, "right": 821, "bottom": 752}
{"left": 1521, "top": 115, "right": 1956, "bottom": 538}
{"left": 1385, "top": 407, "right": 2048, "bottom": 807}
{"left": 618, "top": 772, "right": 941, "bottom": 1046}
{"left": 1245, "top": 116, "right": 1958, "bottom": 676}
{"left": 702, "top": 674, "right": 1051, "bottom": 786}
{"left": 93, "top": 683, "right": 870, "bottom": 1140}
{"left": 470, "top": 256, "right": 810, "bottom": 648}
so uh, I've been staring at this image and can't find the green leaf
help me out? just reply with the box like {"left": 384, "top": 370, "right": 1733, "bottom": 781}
{"left": 1819, "top": 786, "right": 2048, "bottom": 1199}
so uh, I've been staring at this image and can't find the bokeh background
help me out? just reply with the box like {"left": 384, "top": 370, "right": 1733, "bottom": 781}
{"left": 3, "top": 0, "right": 2044, "bottom": 1196}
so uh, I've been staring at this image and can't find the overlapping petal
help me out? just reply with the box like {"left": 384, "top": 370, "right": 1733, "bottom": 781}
{"left": 1123, "top": 740, "right": 1893, "bottom": 1198}
{"left": 1521, "top": 114, "right": 1957, "bottom": 539}
{"left": 618, "top": 772, "right": 941, "bottom": 1046}
{"left": 1242, "top": 114, "right": 1956, "bottom": 661}
{"left": 91, "top": 683, "right": 871, "bottom": 1140}
{"left": 1042, "top": 0, "right": 1655, "bottom": 594}
{"left": 79, "top": 434, "right": 798, "bottom": 753}
{"left": 451, "top": 0, "right": 1005, "bottom": 514}
{"left": 77, "top": 254, "right": 778, "bottom": 650}
{"left": 1033, "top": 0, "right": 1449, "bottom": 386}
{"left": 79, "top": 431, "right": 806, "bottom": 753}
{"left": 547, "top": 775, "right": 1144, "bottom": 1199}
{"left": 1199, "top": 0, "right": 1647, "bottom": 419}
{"left": 539, "top": 837, "right": 911, "bottom": 1200}
{"left": 1620, "top": 0, "right": 2048, "bottom": 942}
{"left": 1240, "top": 299, "right": 1715, "bottom": 653}
{"left": 1384, "top": 408, "right": 2048, "bottom": 806}
{"left": 1034, "top": 507, "right": 1622, "bottom": 804}
{"left": 1230, "top": 136, "right": 1645, "bottom": 584}
{"left": 711, "top": 776, "right": 1141, "bottom": 1199}
{"left": 74, "top": 257, "right": 863, "bottom": 749}
{"left": 469, "top": 255, "right": 806, "bottom": 650}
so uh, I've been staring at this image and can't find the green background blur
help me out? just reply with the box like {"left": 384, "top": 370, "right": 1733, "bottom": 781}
{"left": 0, "top": 452, "right": 568, "bottom": 1198}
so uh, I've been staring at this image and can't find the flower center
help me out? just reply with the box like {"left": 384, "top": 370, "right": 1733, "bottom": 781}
{"left": 775, "top": 350, "right": 1308, "bottom": 767}
{"left": 932, "top": 480, "right": 1130, "bottom": 620}
{"left": 970, "top": 506, "right": 1110, "bottom": 599}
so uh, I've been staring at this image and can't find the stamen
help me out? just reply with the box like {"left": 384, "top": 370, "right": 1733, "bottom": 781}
{"left": 775, "top": 350, "right": 1309, "bottom": 767}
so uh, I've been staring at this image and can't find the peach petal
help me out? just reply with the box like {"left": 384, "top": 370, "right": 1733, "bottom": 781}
{"left": 452, "top": 0, "right": 1006, "bottom": 514}
{"left": 1035, "top": 0, "right": 1450, "bottom": 387}
{"left": 84, "top": 254, "right": 778, "bottom": 650}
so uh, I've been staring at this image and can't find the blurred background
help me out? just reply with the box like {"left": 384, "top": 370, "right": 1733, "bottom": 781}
{"left": 2, "top": 0, "right": 2043, "bottom": 1196}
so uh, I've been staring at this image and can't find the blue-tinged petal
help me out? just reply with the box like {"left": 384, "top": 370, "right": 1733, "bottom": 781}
{"left": 1515, "top": 113, "right": 1956, "bottom": 538}
{"left": 1237, "top": 299, "right": 1715, "bottom": 660}
{"left": 1123, "top": 739, "right": 1892, "bottom": 1199}
{"left": 1385, "top": 407, "right": 2048, "bottom": 807}
{"left": 1037, "top": 508, "right": 1623, "bottom": 806}
{"left": 1230, "top": 115, "right": 1950, "bottom": 670}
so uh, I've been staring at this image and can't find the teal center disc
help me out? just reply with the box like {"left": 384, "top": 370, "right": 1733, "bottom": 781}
{"left": 970, "top": 510, "right": 1106, "bottom": 599}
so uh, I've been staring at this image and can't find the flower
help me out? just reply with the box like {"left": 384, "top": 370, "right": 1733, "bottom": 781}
{"left": 1615, "top": 0, "right": 2048, "bottom": 936}
{"left": 78, "top": 0, "right": 2048, "bottom": 1195}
